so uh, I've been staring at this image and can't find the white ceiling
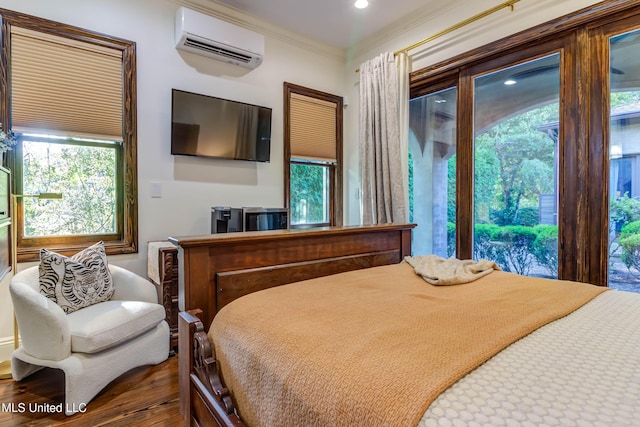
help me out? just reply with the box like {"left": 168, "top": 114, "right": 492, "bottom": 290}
{"left": 212, "top": 0, "right": 434, "bottom": 49}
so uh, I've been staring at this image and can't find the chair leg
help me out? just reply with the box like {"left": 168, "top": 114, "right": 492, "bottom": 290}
{"left": 10, "top": 354, "right": 44, "bottom": 381}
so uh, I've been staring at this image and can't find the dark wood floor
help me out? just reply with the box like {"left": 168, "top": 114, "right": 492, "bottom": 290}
{"left": 0, "top": 354, "right": 181, "bottom": 426}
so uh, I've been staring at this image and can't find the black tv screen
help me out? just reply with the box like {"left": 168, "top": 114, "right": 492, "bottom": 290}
{"left": 171, "top": 89, "right": 272, "bottom": 162}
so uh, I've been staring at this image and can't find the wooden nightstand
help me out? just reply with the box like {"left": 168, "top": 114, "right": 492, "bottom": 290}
{"left": 148, "top": 242, "right": 179, "bottom": 355}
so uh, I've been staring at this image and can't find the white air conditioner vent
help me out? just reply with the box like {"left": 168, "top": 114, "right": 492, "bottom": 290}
{"left": 183, "top": 37, "right": 253, "bottom": 64}
{"left": 175, "top": 7, "right": 264, "bottom": 69}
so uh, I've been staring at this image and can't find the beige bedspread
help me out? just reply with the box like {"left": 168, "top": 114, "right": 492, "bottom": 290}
{"left": 209, "top": 262, "right": 606, "bottom": 427}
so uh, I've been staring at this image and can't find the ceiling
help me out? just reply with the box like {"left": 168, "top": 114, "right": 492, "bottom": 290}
{"left": 212, "top": 0, "right": 434, "bottom": 49}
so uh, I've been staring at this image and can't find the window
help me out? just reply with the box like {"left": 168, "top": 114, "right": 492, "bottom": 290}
{"left": 607, "top": 28, "right": 640, "bottom": 291}
{"left": 0, "top": 9, "right": 137, "bottom": 261}
{"left": 284, "top": 83, "right": 343, "bottom": 227}
{"left": 409, "top": 87, "right": 457, "bottom": 258}
{"left": 290, "top": 162, "right": 330, "bottom": 224}
{"left": 472, "top": 54, "right": 560, "bottom": 278}
{"left": 20, "top": 135, "right": 120, "bottom": 237}
{"left": 410, "top": 2, "right": 640, "bottom": 289}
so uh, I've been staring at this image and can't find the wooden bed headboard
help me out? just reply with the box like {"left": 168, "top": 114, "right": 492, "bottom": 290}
{"left": 169, "top": 223, "right": 415, "bottom": 329}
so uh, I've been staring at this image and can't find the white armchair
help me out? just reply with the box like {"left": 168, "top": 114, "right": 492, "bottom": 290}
{"left": 10, "top": 264, "right": 170, "bottom": 415}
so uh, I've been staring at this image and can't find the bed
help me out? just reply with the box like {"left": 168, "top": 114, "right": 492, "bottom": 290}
{"left": 173, "top": 224, "right": 640, "bottom": 426}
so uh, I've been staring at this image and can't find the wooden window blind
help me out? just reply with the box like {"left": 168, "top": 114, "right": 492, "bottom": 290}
{"left": 10, "top": 26, "right": 123, "bottom": 141}
{"left": 290, "top": 92, "right": 337, "bottom": 162}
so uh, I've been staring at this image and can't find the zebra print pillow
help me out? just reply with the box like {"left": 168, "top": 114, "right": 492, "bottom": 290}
{"left": 39, "top": 241, "right": 114, "bottom": 314}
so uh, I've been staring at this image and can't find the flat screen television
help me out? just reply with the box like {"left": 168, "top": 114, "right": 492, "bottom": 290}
{"left": 171, "top": 89, "right": 272, "bottom": 162}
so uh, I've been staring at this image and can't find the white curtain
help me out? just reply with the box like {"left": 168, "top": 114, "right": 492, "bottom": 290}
{"left": 359, "top": 51, "right": 410, "bottom": 224}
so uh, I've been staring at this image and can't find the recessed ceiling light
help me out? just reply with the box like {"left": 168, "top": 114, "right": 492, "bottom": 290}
{"left": 504, "top": 79, "right": 517, "bottom": 86}
{"left": 355, "top": 0, "right": 369, "bottom": 9}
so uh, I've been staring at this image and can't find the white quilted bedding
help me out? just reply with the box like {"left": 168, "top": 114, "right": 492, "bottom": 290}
{"left": 419, "top": 290, "right": 640, "bottom": 426}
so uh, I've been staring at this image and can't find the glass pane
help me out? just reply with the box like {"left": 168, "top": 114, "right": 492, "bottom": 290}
{"left": 473, "top": 54, "right": 560, "bottom": 278}
{"left": 22, "top": 137, "right": 118, "bottom": 237}
{"left": 609, "top": 29, "right": 640, "bottom": 292}
{"left": 409, "top": 87, "right": 457, "bottom": 257}
{"left": 290, "top": 163, "right": 329, "bottom": 225}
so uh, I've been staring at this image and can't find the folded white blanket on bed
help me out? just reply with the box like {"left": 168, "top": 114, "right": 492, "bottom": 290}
{"left": 405, "top": 254, "right": 501, "bottom": 285}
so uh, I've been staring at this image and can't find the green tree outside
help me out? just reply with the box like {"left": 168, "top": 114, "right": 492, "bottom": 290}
{"left": 23, "top": 140, "right": 117, "bottom": 237}
{"left": 290, "top": 163, "right": 327, "bottom": 224}
{"left": 475, "top": 104, "right": 557, "bottom": 226}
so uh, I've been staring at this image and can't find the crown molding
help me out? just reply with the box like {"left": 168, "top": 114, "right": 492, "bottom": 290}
{"left": 169, "top": 0, "right": 347, "bottom": 62}
{"left": 351, "top": 0, "right": 470, "bottom": 60}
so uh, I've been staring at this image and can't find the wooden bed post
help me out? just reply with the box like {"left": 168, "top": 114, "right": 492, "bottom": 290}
{"left": 401, "top": 227, "right": 412, "bottom": 258}
{"left": 178, "top": 309, "right": 201, "bottom": 423}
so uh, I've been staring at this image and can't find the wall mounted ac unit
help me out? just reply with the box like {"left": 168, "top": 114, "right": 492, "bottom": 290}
{"left": 175, "top": 7, "right": 264, "bottom": 69}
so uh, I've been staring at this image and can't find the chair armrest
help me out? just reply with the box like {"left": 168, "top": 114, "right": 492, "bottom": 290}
{"left": 109, "top": 264, "right": 158, "bottom": 304}
{"left": 10, "top": 272, "right": 71, "bottom": 361}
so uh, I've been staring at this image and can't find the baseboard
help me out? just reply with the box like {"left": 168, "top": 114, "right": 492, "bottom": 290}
{"left": 0, "top": 335, "right": 18, "bottom": 362}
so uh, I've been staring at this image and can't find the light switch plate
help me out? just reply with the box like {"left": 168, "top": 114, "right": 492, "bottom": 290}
{"left": 150, "top": 182, "right": 162, "bottom": 198}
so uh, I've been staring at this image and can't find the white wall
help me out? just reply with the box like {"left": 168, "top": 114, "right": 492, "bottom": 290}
{"left": 342, "top": 0, "right": 604, "bottom": 226}
{"left": 0, "top": 0, "right": 347, "bottom": 359}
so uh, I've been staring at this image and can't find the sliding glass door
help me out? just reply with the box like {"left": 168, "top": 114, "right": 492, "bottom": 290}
{"left": 409, "top": 3, "right": 640, "bottom": 289}
{"left": 473, "top": 55, "right": 560, "bottom": 278}
{"left": 608, "top": 28, "right": 640, "bottom": 292}
{"left": 409, "top": 87, "right": 457, "bottom": 258}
